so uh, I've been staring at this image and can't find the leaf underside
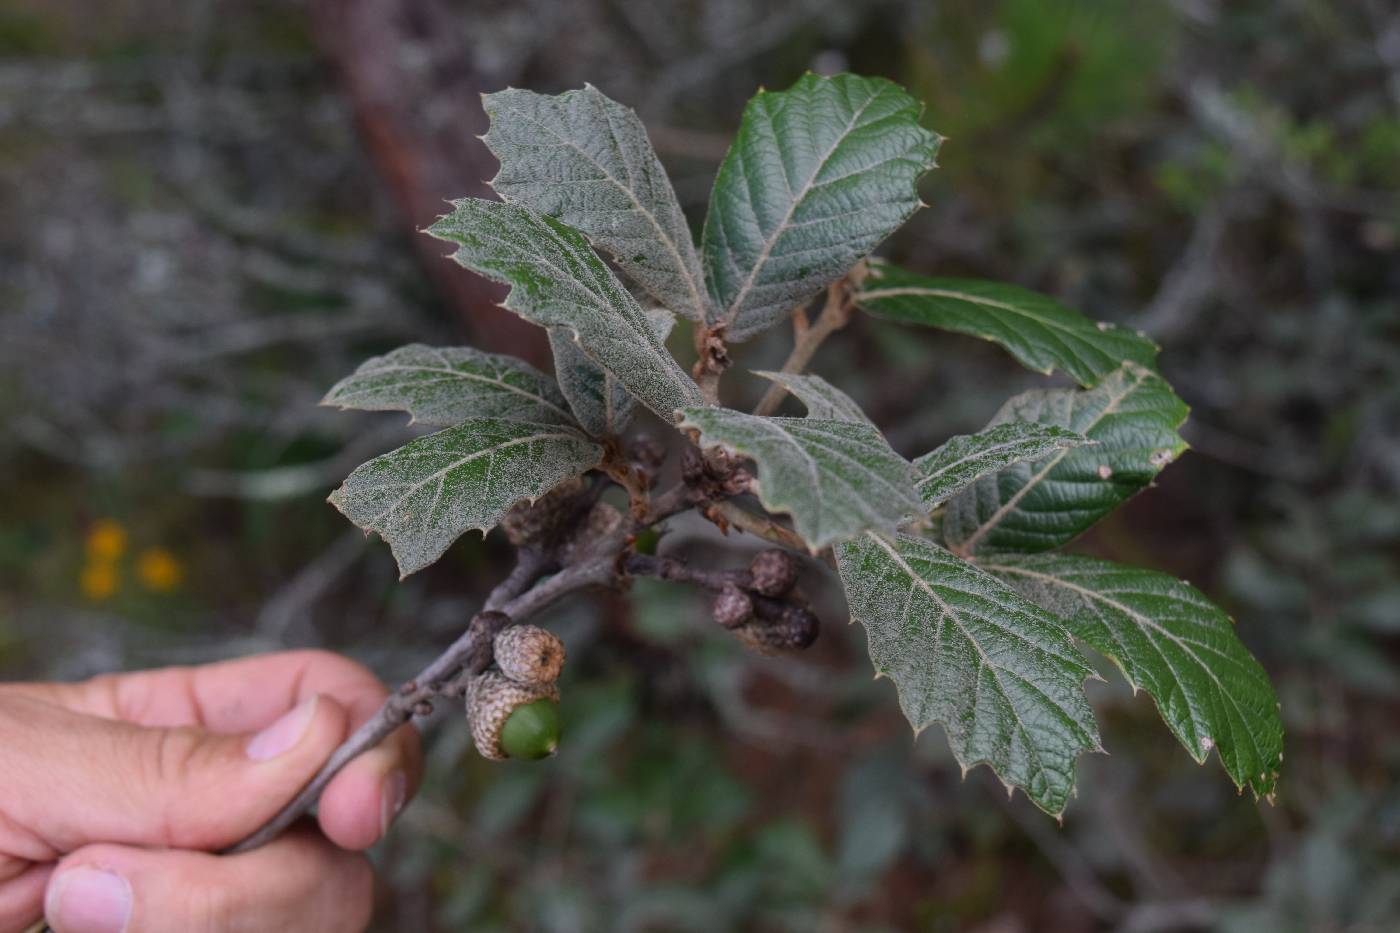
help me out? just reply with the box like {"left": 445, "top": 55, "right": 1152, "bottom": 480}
{"left": 836, "top": 531, "right": 1100, "bottom": 815}
{"left": 329, "top": 418, "right": 602, "bottom": 577}
{"left": 913, "top": 421, "right": 1090, "bottom": 510}
{"left": 856, "top": 262, "right": 1160, "bottom": 387}
{"left": 426, "top": 198, "right": 703, "bottom": 422}
{"left": 321, "top": 343, "right": 576, "bottom": 428}
{"left": 702, "top": 73, "right": 941, "bottom": 342}
{"left": 752, "top": 370, "right": 874, "bottom": 425}
{"left": 944, "top": 362, "right": 1189, "bottom": 556}
{"left": 551, "top": 308, "right": 674, "bottom": 438}
{"left": 483, "top": 84, "right": 710, "bottom": 322}
{"left": 677, "top": 406, "right": 920, "bottom": 550}
{"left": 985, "top": 554, "right": 1283, "bottom": 798}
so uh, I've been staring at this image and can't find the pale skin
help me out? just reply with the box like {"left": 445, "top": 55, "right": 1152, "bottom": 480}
{"left": 0, "top": 651, "right": 423, "bottom": 933}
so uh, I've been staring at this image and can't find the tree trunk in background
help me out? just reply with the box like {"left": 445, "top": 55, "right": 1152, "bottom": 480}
{"left": 308, "top": 0, "right": 551, "bottom": 367}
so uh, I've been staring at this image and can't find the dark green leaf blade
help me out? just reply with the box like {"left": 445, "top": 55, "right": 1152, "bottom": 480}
{"left": 751, "top": 370, "right": 873, "bottom": 425}
{"left": 702, "top": 73, "right": 940, "bottom": 342}
{"left": 550, "top": 308, "right": 673, "bottom": 438}
{"left": 914, "top": 422, "right": 1090, "bottom": 510}
{"left": 985, "top": 554, "right": 1283, "bottom": 798}
{"left": 857, "top": 262, "right": 1159, "bottom": 387}
{"left": 836, "top": 531, "right": 1101, "bottom": 815}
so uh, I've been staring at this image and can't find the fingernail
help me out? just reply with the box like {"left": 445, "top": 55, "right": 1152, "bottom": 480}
{"left": 246, "top": 695, "right": 319, "bottom": 761}
{"left": 47, "top": 866, "right": 132, "bottom": 933}
{"left": 380, "top": 770, "right": 408, "bottom": 837}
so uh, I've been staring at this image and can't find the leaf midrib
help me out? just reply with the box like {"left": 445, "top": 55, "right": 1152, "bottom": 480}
{"left": 340, "top": 359, "right": 574, "bottom": 424}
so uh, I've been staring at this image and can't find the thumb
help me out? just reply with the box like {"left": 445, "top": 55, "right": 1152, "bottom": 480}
{"left": 3, "top": 692, "right": 348, "bottom": 854}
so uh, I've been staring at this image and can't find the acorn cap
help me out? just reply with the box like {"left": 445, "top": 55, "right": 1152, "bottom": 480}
{"left": 493, "top": 625, "right": 566, "bottom": 685}
{"left": 467, "top": 671, "right": 560, "bottom": 761}
{"left": 748, "top": 548, "right": 800, "bottom": 597}
{"left": 733, "top": 606, "right": 819, "bottom": 655}
{"left": 712, "top": 583, "right": 752, "bottom": 629}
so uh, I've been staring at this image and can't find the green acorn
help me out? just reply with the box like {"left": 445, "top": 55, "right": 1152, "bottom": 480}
{"left": 466, "top": 671, "right": 561, "bottom": 761}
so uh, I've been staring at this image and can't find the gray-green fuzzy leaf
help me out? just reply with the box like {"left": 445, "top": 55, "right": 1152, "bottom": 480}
{"left": 752, "top": 370, "right": 873, "bottom": 425}
{"left": 677, "top": 407, "right": 920, "bottom": 550}
{"left": 984, "top": 554, "right": 1283, "bottom": 798}
{"left": 321, "top": 344, "right": 576, "bottom": 428}
{"left": 550, "top": 308, "right": 673, "bottom": 437}
{"left": 944, "top": 363, "right": 1188, "bottom": 556}
{"left": 702, "top": 73, "right": 940, "bottom": 342}
{"left": 836, "top": 532, "right": 1100, "bottom": 815}
{"left": 329, "top": 418, "right": 602, "bottom": 577}
{"left": 914, "top": 422, "right": 1090, "bottom": 510}
{"left": 483, "top": 85, "right": 709, "bottom": 322}
{"left": 857, "top": 262, "right": 1159, "bottom": 387}
{"left": 426, "top": 198, "right": 703, "bottom": 422}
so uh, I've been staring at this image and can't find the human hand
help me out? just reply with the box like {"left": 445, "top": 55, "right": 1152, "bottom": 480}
{"left": 0, "top": 650, "right": 422, "bottom": 932}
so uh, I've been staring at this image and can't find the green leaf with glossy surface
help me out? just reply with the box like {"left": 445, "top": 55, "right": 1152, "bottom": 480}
{"left": 702, "top": 73, "right": 940, "bottom": 342}
{"left": 752, "top": 370, "right": 873, "bottom": 425}
{"left": 984, "top": 554, "right": 1283, "bottom": 798}
{"left": 857, "top": 261, "right": 1159, "bottom": 387}
{"left": 426, "top": 198, "right": 703, "bottom": 422}
{"left": 321, "top": 344, "right": 576, "bottom": 428}
{"left": 329, "top": 418, "right": 602, "bottom": 577}
{"left": 944, "top": 363, "right": 1188, "bottom": 556}
{"left": 836, "top": 531, "right": 1100, "bottom": 815}
{"left": 550, "top": 309, "right": 673, "bottom": 438}
{"left": 676, "top": 407, "right": 919, "bottom": 550}
{"left": 483, "top": 85, "right": 709, "bottom": 322}
{"left": 914, "top": 422, "right": 1090, "bottom": 510}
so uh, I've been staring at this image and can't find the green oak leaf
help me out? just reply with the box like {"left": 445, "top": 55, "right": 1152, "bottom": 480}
{"left": 426, "top": 198, "right": 703, "bottom": 422}
{"left": 914, "top": 422, "right": 1090, "bottom": 510}
{"left": 483, "top": 85, "right": 710, "bottom": 322}
{"left": 984, "top": 554, "right": 1283, "bottom": 798}
{"left": 329, "top": 418, "right": 602, "bottom": 577}
{"left": 677, "top": 406, "right": 920, "bottom": 550}
{"left": 856, "top": 261, "right": 1160, "bottom": 387}
{"left": 944, "top": 362, "right": 1188, "bottom": 556}
{"left": 702, "top": 73, "right": 941, "bottom": 342}
{"left": 321, "top": 344, "right": 576, "bottom": 428}
{"left": 550, "top": 308, "right": 673, "bottom": 438}
{"left": 836, "top": 531, "right": 1101, "bottom": 815}
{"left": 752, "top": 370, "right": 874, "bottom": 425}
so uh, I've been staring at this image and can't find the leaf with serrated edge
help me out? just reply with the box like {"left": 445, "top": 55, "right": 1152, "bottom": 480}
{"left": 426, "top": 198, "right": 703, "bottom": 422}
{"left": 836, "top": 532, "right": 1100, "bottom": 815}
{"left": 551, "top": 309, "right": 673, "bottom": 437}
{"left": 752, "top": 370, "right": 873, "bottom": 425}
{"left": 484, "top": 85, "right": 709, "bottom": 322}
{"left": 702, "top": 73, "right": 940, "bottom": 342}
{"left": 945, "top": 363, "right": 1188, "bottom": 556}
{"left": 985, "top": 554, "right": 1283, "bottom": 798}
{"left": 857, "top": 261, "right": 1159, "bottom": 387}
{"left": 329, "top": 418, "right": 602, "bottom": 577}
{"left": 677, "top": 407, "right": 920, "bottom": 550}
{"left": 322, "top": 344, "right": 576, "bottom": 428}
{"left": 914, "top": 422, "right": 1090, "bottom": 510}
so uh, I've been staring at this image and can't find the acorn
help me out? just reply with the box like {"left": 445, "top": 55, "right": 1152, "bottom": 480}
{"left": 500, "top": 476, "right": 586, "bottom": 547}
{"left": 748, "top": 549, "right": 800, "bottom": 597}
{"left": 733, "top": 605, "right": 819, "bottom": 655}
{"left": 493, "top": 625, "right": 566, "bottom": 686}
{"left": 712, "top": 583, "right": 753, "bottom": 629}
{"left": 466, "top": 671, "right": 561, "bottom": 760}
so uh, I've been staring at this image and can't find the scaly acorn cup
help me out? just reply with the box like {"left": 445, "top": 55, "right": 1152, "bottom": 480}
{"left": 493, "top": 625, "right": 566, "bottom": 686}
{"left": 466, "top": 671, "right": 561, "bottom": 761}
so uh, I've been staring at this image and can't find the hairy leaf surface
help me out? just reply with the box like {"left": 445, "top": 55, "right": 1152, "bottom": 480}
{"left": 702, "top": 73, "right": 940, "bottom": 342}
{"left": 484, "top": 85, "right": 709, "bottom": 321}
{"left": 677, "top": 407, "right": 919, "bottom": 549}
{"left": 985, "top": 554, "right": 1283, "bottom": 797}
{"left": 752, "top": 370, "right": 873, "bottom": 425}
{"left": 914, "top": 422, "right": 1089, "bottom": 510}
{"left": 321, "top": 344, "right": 575, "bottom": 428}
{"left": 836, "top": 532, "right": 1100, "bottom": 815}
{"left": 857, "top": 262, "right": 1159, "bottom": 387}
{"left": 550, "top": 309, "right": 673, "bottom": 437}
{"left": 427, "top": 199, "right": 703, "bottom": 421}
{"left": 944, "top": 363, "right": 1188, "bottom": 555}
{"left": 329, "top": 419, "right": 602, "bottom": 577}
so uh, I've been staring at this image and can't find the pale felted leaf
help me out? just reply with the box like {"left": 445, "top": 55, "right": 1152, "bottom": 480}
{"left": 329, "top": 418, "right": 602, "bottom": 577}
{"left": 914, "top": 422, "right": 1090, "bottom": 510}
{"left": 984, "top": 554, "right": 1283, "bottom": 798}
{"left": 857, "top": 261, "right": 1160, "bottom": 387}
{"left": 944, "top": 363, "right": 1188, "bottom": 556}
{"left": 550, "top": 308, "right": 674, "bottom": 437}
{"left": 483, "top": 85, "right": 709, "bottom": 322}
{"left": 426, "top": 198, "right": 703, "bottom": 421}
{"left": 752, "top": 370, "right": 873, "bottom": 425}
{"left": 836, "top": 531, "right": 1100, "bottom": 815}
{"left": 702, "top": 73, "right": 941, "bottom": 342}
{"left": 321, "top": 344, "right": 576, "bottom": 428}
{"left": 676, "top": 406, "right": 920, "bottom": 550}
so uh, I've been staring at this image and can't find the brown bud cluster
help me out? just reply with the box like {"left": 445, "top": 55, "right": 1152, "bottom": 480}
{"left": 500, "top": 476, "right": 586, "bottom": 548}
{"left": 681, "top": 445, "right": 755, "bottom": 502}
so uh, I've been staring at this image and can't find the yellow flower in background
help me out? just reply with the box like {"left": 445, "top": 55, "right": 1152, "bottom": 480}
{"left": 80, "top": 561, "right": 120, "bottom": 600}
{"left": 86, "top": 520, "right": 128, "bottom": 561}
{"left": 137, "top": 547, "right": 183, "bottom": 592}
